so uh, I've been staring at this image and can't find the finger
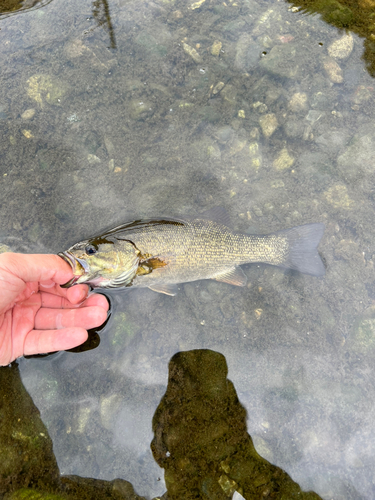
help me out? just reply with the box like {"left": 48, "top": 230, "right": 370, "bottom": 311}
{"left": 23, "top": 327, "right": 89, "bottom": 356}
{"left": 40, "top": 291, "right": 109, "bottom": 310}
{"left": 39, "top": 284, "right": 90, "bottom": 306}
{"left": 65, "top": 284, "right": 90, "bottom": 304}
{"left": 34, "top": 305, "right": 108, "bottom": 330}
{"left": 0, "top": 253, "right": 73, "bottom": 286}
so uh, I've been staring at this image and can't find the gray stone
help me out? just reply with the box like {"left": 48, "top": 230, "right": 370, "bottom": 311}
{"left": 234, "top": 34, "right": 261, "bottom": 71}
{"left": 315, "top": 130, "right": 349, "bottom": 155}
{"left": 283, "top": 118, "right": 304, "bottom": 138}
{"left": 337, "top": 129, "right": 375, "bottom": 182}
{"left": 259, "top": 44, "right": 299, "bottom": 79}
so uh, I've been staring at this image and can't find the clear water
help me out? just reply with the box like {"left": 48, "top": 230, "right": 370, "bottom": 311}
{"left": 1, "top": 0, "right": 375, "bottom": 498}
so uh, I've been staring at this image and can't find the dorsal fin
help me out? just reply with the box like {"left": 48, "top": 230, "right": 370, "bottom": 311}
{"left": 199, "top": 207, "right": 231, "bottom": 227}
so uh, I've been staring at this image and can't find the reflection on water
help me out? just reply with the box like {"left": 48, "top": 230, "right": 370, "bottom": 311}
{"left": 0, "top": 351, "right": 322, "bottom": 499}
{"left": 1, "top": 0, "right": 375, "bottom": 498}
{"left": 287, "top": 0, "right": 375, "bottom": 77}
{"left": 92, "top": 0, "right": 117, "bottom": 50}
{"left": 0, "top": 0, "right": 53, "bottom": 18}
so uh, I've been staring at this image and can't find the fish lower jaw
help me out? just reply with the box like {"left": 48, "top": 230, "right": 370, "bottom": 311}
{"left": 86, "top": 276, "right": 113, "bottom": 288}
{"left": 60, "top": 275, "right": 81, "bottom": 288}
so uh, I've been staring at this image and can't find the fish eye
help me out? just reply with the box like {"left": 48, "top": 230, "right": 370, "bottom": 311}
{"left": 85, "top": 244, "right": 97, "bottom": 255}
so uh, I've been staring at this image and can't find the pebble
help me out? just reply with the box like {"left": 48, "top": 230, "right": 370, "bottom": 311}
{"left": 288, "top": 93, "right": 308, "bottom": 112}
{"left": 172, "top": 10, "right": 183, "bottom": 19}
{"left": 207, "top": 144, "right": 221, "bottom": 160}
{"left": 22, "top": 130, "right": 33, "bottom": 139}
{"left": 234, "top": 34, "right": 261, "bottom": 71}
{"left": 328, "top": 33, "right": 354, "bottom": 59}
{"left": 21, "top": 108, "right": 36, "bottom": 120}
{"left": 306, "top": 110, "right": 323, "bottom": 123}
{"left": 212, "top": 81, "right": 225, "bottom": 95}
{"left": 253, "top": 206, "right": 263, "bottom": 216}
{"left": 323, "top": 58, "right": 343, "bottom": 83}
{"left": 323, "top": 184, "right": 354, "bottom": 209}
{"left": 259, "top": 44, "right": 299, "bottom": 79}
{"left": 334, "top": 239, "right": 359, "bottom": 260}
{"left": 87, "top": 154, "right": 101, "bottom": 164}
{"left": 253, "top": 101, "right": 268, "bottom": 113}
{"left": 351, "top": 85, "right": 373, "bottom": 107}
{"left": 190, "top": 0, "right": 206, "bottom": 9}
{"left": 217, "top": 126, "right": 234, "bottom": 143}
{"left": 259, "top": 113, "right": 278, "bottom": 137}
{"left": 211, "top": 40, "right": 222, "bottom": 56}
{"left": 248, "top": 142, "right": 259, "bottom": 156}
{"left": 221, "top": 84, "right": 237, "bottom": 104}
{"left": 182, "top": 42, "right": 202, "bottom": 63}
{"left": 273, "top": 148, "right": 294, "bottom": 170}
{"left": 230, "top": 138, "right": 247, "bottom": 156}
{"left": 337, "top": 130, "right": 375, "bottom": 181}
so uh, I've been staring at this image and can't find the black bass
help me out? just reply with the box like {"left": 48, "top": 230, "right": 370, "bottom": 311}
{"left": 58, "top": 208, "right": 325, "bottom": 296}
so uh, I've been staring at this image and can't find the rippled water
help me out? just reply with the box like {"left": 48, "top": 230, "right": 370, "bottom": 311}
{"left": 1, "top": 0, "right": 375, "bottom": 498}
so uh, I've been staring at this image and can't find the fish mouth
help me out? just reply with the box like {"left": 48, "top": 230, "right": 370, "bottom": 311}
{"left": 58, "top": 252, "right": 90, "bottom": 288}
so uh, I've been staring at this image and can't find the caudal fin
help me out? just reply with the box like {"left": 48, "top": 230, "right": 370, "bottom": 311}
{"left": 278, "top": 223, "right": 325, "bottom": 276}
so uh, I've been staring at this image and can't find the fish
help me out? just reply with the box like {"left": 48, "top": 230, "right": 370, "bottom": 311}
{"left": 58, "top": 207, "right": 325, "bottom": 296}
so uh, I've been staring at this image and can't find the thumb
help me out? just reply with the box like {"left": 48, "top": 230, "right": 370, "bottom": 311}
{"left": 0, "top": 253, "right": 73, "bottom": 285}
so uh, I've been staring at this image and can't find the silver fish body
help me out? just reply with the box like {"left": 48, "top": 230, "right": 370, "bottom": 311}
{"left": 59, "top": 208, "right": 325, "bottom": 296}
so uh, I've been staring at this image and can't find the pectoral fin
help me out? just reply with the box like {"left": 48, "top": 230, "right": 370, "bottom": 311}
{"left": 213, "top": 267, "right": 247, "bottom": 286}
{"left": 148, "top": 283, "right": 179, "bottom": 296}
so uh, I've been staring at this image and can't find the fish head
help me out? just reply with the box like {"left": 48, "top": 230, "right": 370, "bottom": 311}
{"left": 58, "top": 236, "right": 140, "bottom": 289}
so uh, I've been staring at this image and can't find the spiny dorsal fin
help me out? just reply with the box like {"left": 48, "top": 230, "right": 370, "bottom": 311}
{"left": 213, "top": 267, "right": 247, "bottom": 286}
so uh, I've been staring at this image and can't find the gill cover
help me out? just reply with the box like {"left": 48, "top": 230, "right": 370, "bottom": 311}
{"left": 58, "top": 235, "right": 140, "bottom": 289}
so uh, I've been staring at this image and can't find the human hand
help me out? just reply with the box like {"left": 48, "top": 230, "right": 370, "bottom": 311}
{"left": 0, "top": 252, "right": 109, "bottom": 366}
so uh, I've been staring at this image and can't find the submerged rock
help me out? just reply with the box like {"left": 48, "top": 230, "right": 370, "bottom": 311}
{"left": 323, "top": 57, "right": 343, "bottom": 83}
{"left": 234, "top": 34, "right": 261, "bottom": 71}
{"left": 323, "top": 184, "right": 355, "bottom": 209}
{"left": 21, "top": 109, "right": 36, "bottom": 120}
{"left": 273, "top": 148, "right": 294, "bottom": 170}
{"left": 182, "top": 42, "right": 202, "bottom": 63}
{"left": 259, "top": 44, "right": 299, "bottom": 79}
{"left": 349, "top": 306, "right": 375, "bottom": 354}
{"left": 26, "top": 74, "right": 68, "bottom": 107}
{"left": 337, "top": 129, "right": 375, "bottom": 181}
{"left": 328, "top": 33, "right": 354, "bottom": 59}
{"left": 211, "top": 40, "right": 222, "bottom": 56}
{"left": 259, "top": 113, "right": 278, "bottom": 137}
{"left": 288, "top": 92, "right": 308, "bottom": 113}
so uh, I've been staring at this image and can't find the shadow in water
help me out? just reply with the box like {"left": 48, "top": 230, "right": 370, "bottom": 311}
{"left": 0, "top": 349, "right": 323, "bottom": 499}
{"left": 151, "top": 349, "right": 321, "bottom": 500}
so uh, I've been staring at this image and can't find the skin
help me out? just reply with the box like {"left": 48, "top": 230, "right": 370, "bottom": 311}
{"left": 0, "top": 253, "right": 109, "bottom": 366}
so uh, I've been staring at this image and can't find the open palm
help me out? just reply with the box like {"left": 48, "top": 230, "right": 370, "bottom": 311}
{"left": 0, "top": 253, "right": 109, "bottom": 366}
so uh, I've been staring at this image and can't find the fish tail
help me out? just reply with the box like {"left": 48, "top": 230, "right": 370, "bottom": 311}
{"left": 278, "top": 223, "right": 325, "bottom": 276}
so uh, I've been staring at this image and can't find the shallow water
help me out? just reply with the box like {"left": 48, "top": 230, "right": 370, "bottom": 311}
{"left": 1, "top": 0, "right": 375, "bottom": 498}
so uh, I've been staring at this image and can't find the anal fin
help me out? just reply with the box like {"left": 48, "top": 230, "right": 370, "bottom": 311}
{"left": 148, "top": 283, "right": 179, "bottom": 296}
{"left": 213, "top": 267, "right": 247, "bottom": 286}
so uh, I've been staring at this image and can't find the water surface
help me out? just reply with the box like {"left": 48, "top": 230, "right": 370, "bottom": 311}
{"left": 1, "top": 0, "right": 375, "bottom": 498}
